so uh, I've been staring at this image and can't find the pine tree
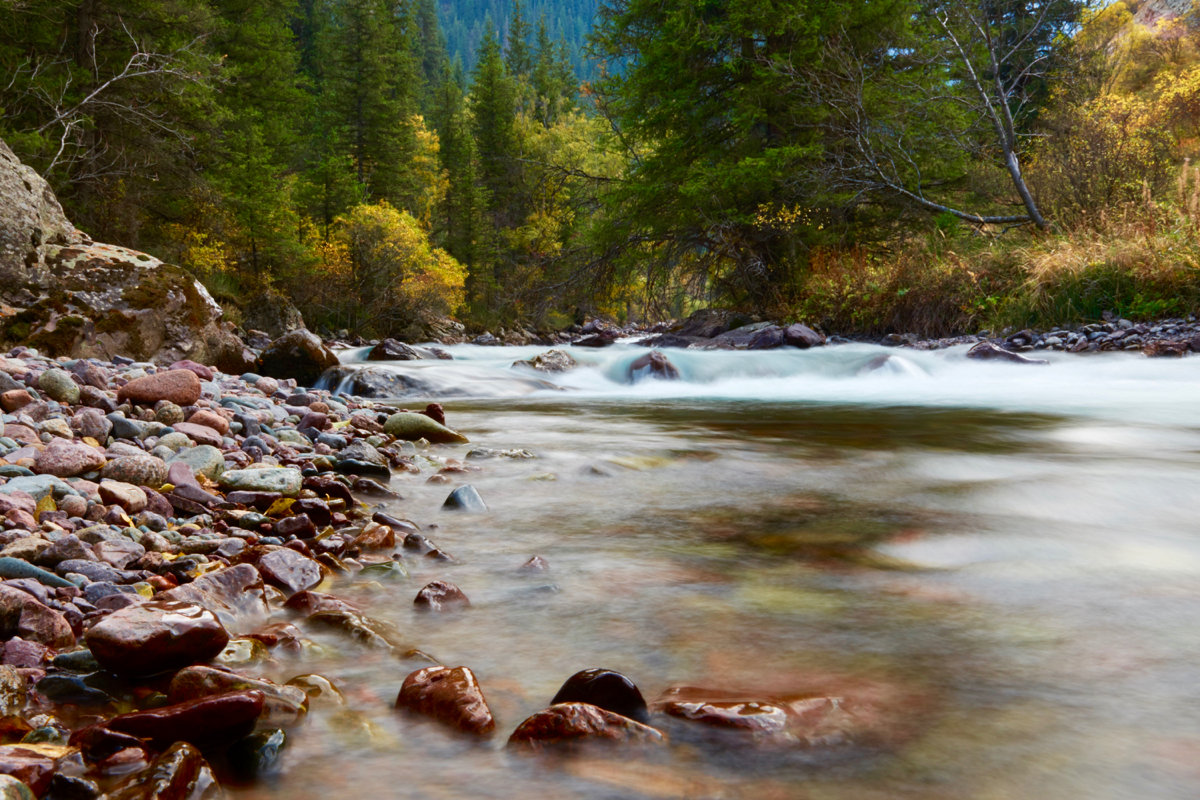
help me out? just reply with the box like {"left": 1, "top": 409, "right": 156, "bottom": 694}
{"left": 470, "top": 21, "right": 520, "bottom": 225}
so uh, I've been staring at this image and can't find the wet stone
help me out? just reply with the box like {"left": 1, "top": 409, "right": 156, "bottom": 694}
{"left": 256, "top": 548, "right": 323, "bottom": 597}
{"left": 442, "top": 485, "right": 487, "bottom": 513}
{"left": 103, "top": 742, "right": 219, "bottom": 800}
{"left": 413, "top": 581, "right": 470, "bottom": 612}
{"left": 84, "top": 601, "right": 230, "bottom": 677}
{"left": 0, "top": 775, "right": 33, "bottom": 800}
{"left": 0, "top": 744, "right": 82, "bottom": 796}
{"left": 550, "top": 668, "right": 650, "bottom": 723}
{"left": 507, "top": 703, "right": 665, "bottom": 752}
{"left": 107, "top": 690, "right": 264, "bottom": 749}
{"left": 169, "top": 666, "right": 308, "bottom": 728}
{"left": 383, "top": 412, "right": 469, "bottom": 444}
{"left": 227, "top": 728, "right": 286, "bottom": 784}
{"left": 0, "top": 585, "right": 74, "bottom": 648}
{"left": 395, "top": 665, "right": 495, "bottom": 736}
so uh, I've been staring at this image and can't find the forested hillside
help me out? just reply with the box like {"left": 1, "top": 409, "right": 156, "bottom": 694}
{"left": 438, "top": 0, "right": 599, "bottom": 78}
{"left": 2, "top": 0, "right": 1199, "bottom": 340}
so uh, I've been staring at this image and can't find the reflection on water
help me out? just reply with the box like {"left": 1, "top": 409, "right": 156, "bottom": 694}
{"left": 245, "top": 345, "right": 1200, "bottom": 799}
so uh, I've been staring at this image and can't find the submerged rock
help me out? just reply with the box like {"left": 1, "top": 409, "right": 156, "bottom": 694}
{"left": 627, "top": 351, "right": 680, "bottom": 382}
{"left": 441, "top": 484, "right": 486, "bottom": 513}
{"left": 107, "top": 690, "right": 264, "bottom": 748}
{"left": 395, "top": 665, "right": 495, "bottom": 736}
{"left": 366, "top": 339, "right": 423, "bottom": 361}
{"left": 507, "top": 703, "right": 665, "bottom": 752}
{"left": 514, "top": 349, "right": 577, "bottom": 373}
{"left": 966, "top": 341, "right": 1049, "bottom": 365}
{"left": 413, "top": 581, "right": 470, "bottom": 612}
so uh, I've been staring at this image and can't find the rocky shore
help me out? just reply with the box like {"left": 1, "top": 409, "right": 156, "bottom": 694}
{"left": 0, "top": 343, "right": 916, "bottom": 798}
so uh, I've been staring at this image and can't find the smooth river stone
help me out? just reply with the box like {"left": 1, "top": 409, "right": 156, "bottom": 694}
{"left": 100, "top": 455, "right": 168, "bottom": 488}
{"left": 0, "top": 744, "right": 81, "bottom": 796}
{"left": 36, "top": 369, "right": 79, "bottom": 404}
{"left": 157, "top": 564, "right": 269, "bottom": 635}
{"left": 108, "top": 691, "right": 263, "bottom": 747}
{"left": 441, "top": 485, "right": 487, "bottom": 513}
{"left": 185, "top": 409, "right": 228, "bottom": 435}
{"left": 0, "top": 558, "right": 73, "bottom": 589}
{"left": 549, "top": 668, "right": 650, "bottom": 723}
{"left": 167, "top": 444, "right": 226, "bottom": 481}
{"left": 413, "top": 580, "right": 470, "bottom": 612}
{"left": 117, "top": 370, "right": 202, "bottom": 407}
{"left": 256, "top": 549, "right": 322, "bottom": 596}
{"left": 395, "top": 665, "right": 495, "bottom": 736}
{"left": 650, "top": 686, "right": 862, "bottom": 745}
{"left": 169, "top": 666, "right": 308, "bottom": 727}
{"left": 32, "top": 439, "right": 106, "bottom": 478}
{"left": 383, "top": 412, "right": 469, "bottom": 444}
{"left": 85, "top": 601, "right": 230, "bottom": 677}
{"left": 218, "top": 468, "right": 303, "bottom": 496}
{"left": 507, "top": 703, "right": 665, "bottom": 752}
{"left": 97, "top": 480, "right": 147, "bottom": 513}
{"left": 0, "top": 585, "right": 74, "bottom": 648}
{"left": 104, "top": 742, "right": 218, "bottom": 800}
{"left": 169, "top": 422, "right": 223, "bottom": 448}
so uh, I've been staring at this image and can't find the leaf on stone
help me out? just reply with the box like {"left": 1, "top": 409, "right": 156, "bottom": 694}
{"left": 265, "top": 498, "right": 295, "bottom": 517}
{"left": 34, "top": 495, "right": 55, "bottom": 516}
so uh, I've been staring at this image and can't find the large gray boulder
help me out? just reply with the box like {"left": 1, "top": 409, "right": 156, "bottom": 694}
{"left": 0, "top": 137, "right": 250, "bottom": 370}
{"left": 0, "top": 138, "right": 83, "bottom": 294}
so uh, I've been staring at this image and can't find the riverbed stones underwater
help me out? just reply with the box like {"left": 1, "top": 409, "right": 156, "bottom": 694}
{"left": 0, "top": 342, "right": 933, "bottom": 796}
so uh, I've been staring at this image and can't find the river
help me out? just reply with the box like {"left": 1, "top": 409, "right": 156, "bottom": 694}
{"left": 247, "top": 342, "right": 1200, "bottom": 799}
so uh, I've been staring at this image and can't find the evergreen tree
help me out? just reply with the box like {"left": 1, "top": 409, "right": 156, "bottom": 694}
{"left": 505, "top": 0, "right": 532, "bottom": 78}
{"left": 470, "top": 21, "right": 520, "bottom": 223}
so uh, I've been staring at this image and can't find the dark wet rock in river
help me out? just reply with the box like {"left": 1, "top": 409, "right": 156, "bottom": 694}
{"left": 550, "top": 668, "right": 650, "bottom": 724}
{"left": 572, "top": 331, "right": 618, "bottom": 348}
{"left": 507, "top": 702, "right": 665, "bottom": 752}
{"left": 333, "top": 366, "right": 439, "bottom": 399}
{"left": 366, "top": 339, "right": 423, "bottom": 361}
{"left": 627, "top": 351, "right": 680, "bottom": 382}
{"left": 169, "top": 666, "right": 308, "bottom": 728}
{"left": 102, "top": 741, "right": 219, "bottom": 800}
{"left": 384, "top": 411, "right": 468, "bottom": 444}
{"left": 84, "top": 601, "right": 230, "bottom": 677}
{"left": 413, "top": 581, "right": 470, "bottom": 611}
{"left": 966, "top": 341, "right": 1049, "bottom": 365}
{"left": 0, "top": 744, "right": 82, "bottom": 796}
{"left": 784, "top": 323, "right": 825, "bottom": 349}
{"left": 1143, "top": 340, "right": 1189, "bottom": 358}
{"left": 514, "top": 349, "right": 577, "bottom": 373}
{"left": 395, "top": 665, "right": 495, "bottom": 736}
{"left": 442, "top": 484, "right": 486, "bottom": 512}
{"left": 255, "top": 548, "right": 324, "bottom": 597}
{"left": 226, "top": 728, "right": 287, "bottom": 783}
{"left": 107, "top": 691, "right": 263, "bottom": 748}
{"left": 257, "top": 329, "right": 339, "bottom": 386}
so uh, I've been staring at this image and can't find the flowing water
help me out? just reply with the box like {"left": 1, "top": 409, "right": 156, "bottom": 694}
{"left": 247, "top": 342, "right": 1200, "bottom": 800}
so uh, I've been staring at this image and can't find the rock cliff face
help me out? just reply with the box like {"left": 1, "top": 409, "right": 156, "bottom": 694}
{"left": 0, "top": 138, "right": 251, "bottom": 370}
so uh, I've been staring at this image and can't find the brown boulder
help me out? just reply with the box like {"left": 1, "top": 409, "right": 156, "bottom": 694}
{"left": 395, "top": 665, "right": 495, "bottom": 736}
{"left": 84, "top": 601, "right": 230, "bottom": 677}
{"left": 103, "top": 742, "right": 219, "bottom": 800}
{"left": 257, "top": 329, "right": 339, "bottom": 386}
{"left": 413, "top": 580, "right": 470, "bottom": 612}
{"left": 507, "top": 703, "right": 665, "bottom": 752}
{"left": 107, "top": 690, "right": 264, "bottom": 748}
{"left": 117, "top": 370, "right": 202, "bottom": 406}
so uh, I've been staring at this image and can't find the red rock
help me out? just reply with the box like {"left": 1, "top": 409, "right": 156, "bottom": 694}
{"left": 283, "top": 590, "right": 357, "bottom": 616}
{"left": 169, "top": 666, "right": 308, "bottom": 727}
{"left": 1, "top": 424, "right": 37, "bottom": 446}
{"left": 413, "top": 580, "right": 470, "bottom": 612}
{"left": 169, "top": 422, "right": 223, "bottom": 447}
{"left": 651, "top": 686, "right": 875, "bottom": 747}
{"left": 117, "top": 370, "right": 202, "bottom": 407}
{"left": 256, "top": 548, "right": 323, "bottom": 597}
{"left": 246, "top": 622, "right": 304, "bottom": 655}
{"left": 107, "top": 690, "right": 264, "bottom": 747}
{"left": 520, "top": 555, "right": 549, "bottom": 572}
{"left": 104, "top": 742, "right": 219, "bottom": 799}
{"left": 0, "top": 586, "right": 74, "bottom": 649}
{"left": 184, "top": 409, "right": 228, "bottom": 435}
{"left": 0, "top": 744, "right": 82, "bottom": 795}
{"left": 351, "top": 522, "right": 395, "bottom": 551}
{"left": 68, "top": 726, "right": 147, "bottom": 763}
{"left": 157, "top": 564, "right": 269, "bottom": 635}
{"left": 0, "top": 391, "right": 33, "bottom": 412}
{"left": 396, "top": 665, "right": 495, "bottom": 736}
{"left": 32, "top": 438, "right": 107, "bottom": 478}
{"left": 507, "top": 703, "right": 665, "bottom": 752}
{"left": 169, "top": 360, "right": 215, "bottom": 381}
{"left": 84, "top": 601, "right": 229, "bottom": 677}
{"left": 0, "top": 493, "right": 36, "bottom": 517}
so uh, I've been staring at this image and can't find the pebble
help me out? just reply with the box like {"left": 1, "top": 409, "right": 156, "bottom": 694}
{"left": 395, "top": 665, "right": 495, "bottom": 735}
{"left": 84, "top": 601, "right": 230, "bottom": 677}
